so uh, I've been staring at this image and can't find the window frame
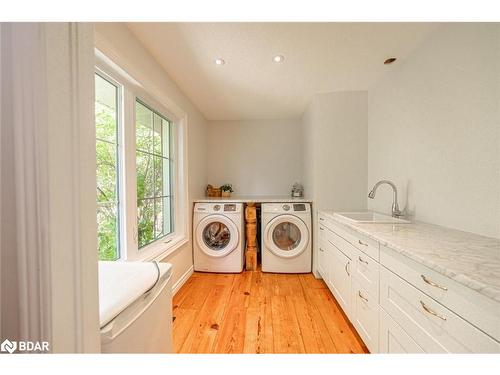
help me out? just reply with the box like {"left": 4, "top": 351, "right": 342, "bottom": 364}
{"left": 94, "top": 69, "right": 125, "bottom": 261}
{"left": 134, "top": 96, "right": 175, "bottom": 250}
{"left": 95, "top": 49, "right": 189, "bottom": 262}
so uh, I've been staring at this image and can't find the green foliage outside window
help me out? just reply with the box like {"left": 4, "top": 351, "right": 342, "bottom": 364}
{"left": 96, "top": 74, "right": 119, "bottom": 261}
{"left": 136, "top": 101, "right": 172, "bottom": 248}
{"left": 95, "top": 73, "right": 173, "bottom": 260}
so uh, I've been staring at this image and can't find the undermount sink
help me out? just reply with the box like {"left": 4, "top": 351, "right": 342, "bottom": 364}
{"left": 333, "top": 211, "right": 411, "bottom": 224}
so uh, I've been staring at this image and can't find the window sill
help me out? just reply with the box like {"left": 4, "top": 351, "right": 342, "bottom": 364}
{"left": 133, "top": 234, "right": 189, "bottom": 263}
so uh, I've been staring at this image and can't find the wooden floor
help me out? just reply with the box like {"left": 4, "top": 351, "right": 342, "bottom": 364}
{"left": 172, "top": 269, "right": 368, "bottom": 354}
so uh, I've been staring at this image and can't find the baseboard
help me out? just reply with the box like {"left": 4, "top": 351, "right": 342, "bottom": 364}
{"left": 172, "top": 265, "right": 194, "bottom": 296}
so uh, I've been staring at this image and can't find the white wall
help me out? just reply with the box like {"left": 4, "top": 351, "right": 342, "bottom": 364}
{"left": 207, "top": 119, "right": 302, "bottom": 196}
{"left": 302, "top": 91, "right": 368, "bottom": 211}
{"left": 368, "top": 23, "right": 500, "bottom": 238}
{"left": 302, "top": 90, "right": 368, "bottom": 278}
{"left": 94, "top": 23, "right": 208, "bottom": 286}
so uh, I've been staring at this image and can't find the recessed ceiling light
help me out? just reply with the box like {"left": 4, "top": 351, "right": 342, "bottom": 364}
{"left": 273, "top": 55, "right": 285, "bottom": 63}
{"left": 384, "top": 57, "right": 397, "bottom": 65}
{"left": 214, "top": 58, "right": 225, "bottom": 65}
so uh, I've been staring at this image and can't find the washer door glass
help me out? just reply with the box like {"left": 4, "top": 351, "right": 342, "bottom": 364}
{"left": 272, "top": 222, "right": 301, "bottom": 251}
{"left": 264, "top": 214, "right": 309, "bottom": 259}
{"left": 202, "top": 222, "right": 231, "bottom": 250}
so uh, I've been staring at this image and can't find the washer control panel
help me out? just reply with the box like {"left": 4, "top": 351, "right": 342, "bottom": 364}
{"left": 224, "top": 204, "right": 237, "bottom": 212}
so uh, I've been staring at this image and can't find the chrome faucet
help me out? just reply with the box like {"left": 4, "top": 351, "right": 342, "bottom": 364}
{"left": 368, "top": 180, "right": 403, "bottom": 218}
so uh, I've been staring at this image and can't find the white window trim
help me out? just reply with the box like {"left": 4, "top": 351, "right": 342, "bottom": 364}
{"left": 95, "top": 49, "right": 189, "bottom": 262}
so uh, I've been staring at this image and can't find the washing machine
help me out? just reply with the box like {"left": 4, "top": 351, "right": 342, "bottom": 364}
{"left": 193, "top": 202, "right": 245, "bottom": 273}
{"left": 261, "top": 202, "right": 312, "bottom": 273}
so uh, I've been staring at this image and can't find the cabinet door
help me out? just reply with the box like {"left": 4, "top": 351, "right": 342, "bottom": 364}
{"left": 379, "top": 308, "right": 424, "bottom": 353}
{"left": 351, "top": 279, "right": 379, "bottom": 353}
{"left": 329, "top": 245, "right": 351, "bottom": 317}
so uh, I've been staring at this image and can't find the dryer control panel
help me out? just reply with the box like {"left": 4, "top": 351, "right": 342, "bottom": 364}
{"left": 293, "top": 203, "right": 307, "bottom": 212}
{"left": 262, "top": 202, "right": 311, "bottom": 214}
{"left": 223, "top": 204, "right": 237, "bottom": 212}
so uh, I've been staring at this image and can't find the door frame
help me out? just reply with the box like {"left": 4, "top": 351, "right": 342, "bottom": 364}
{"left": 0, "top": 22, "right": 100, "bottom": 353}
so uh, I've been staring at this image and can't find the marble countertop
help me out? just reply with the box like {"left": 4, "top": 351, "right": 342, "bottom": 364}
{"left": 320, "top": 210, "right": 500, "bottom": 303}
{"left": 194, "top": 195, "right": 313, "bottom": 203}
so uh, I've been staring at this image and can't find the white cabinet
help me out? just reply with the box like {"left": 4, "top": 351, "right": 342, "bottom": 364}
{"left": 317, "top": 239, "right": 328, "bottom": 282}
{"left": 379, "top": 308, "right": 424, "bottom": 353}
{"left": 315, "top": 211, "right": 500, "bottom": 354}
{"left": 352, "top": 247, "right": 379, "bottom": 298}
{"left": 329, "top": 243, "right": 351, "bottom": 316}
{"left": 380, "top": 267, "right": 500, "bottom": 353}
{"left": 351, "top": 279, "right": 379, "bottom": 352}
{"left": 380, "top": 245, "right": 500, "bottom": 341}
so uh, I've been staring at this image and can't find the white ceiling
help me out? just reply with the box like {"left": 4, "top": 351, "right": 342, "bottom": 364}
{"left": 126, "top": 23, "right": 439, "bottom": 121}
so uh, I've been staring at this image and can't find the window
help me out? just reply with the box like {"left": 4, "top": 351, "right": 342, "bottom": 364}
{"left": 94, "top": 50, "right": 189, "bottom": 262}
{"left": 95, "top": 73, "right": 121, "bottom": 261}
{"left": 135, "top": 100, "right": 173, "bottom": 248}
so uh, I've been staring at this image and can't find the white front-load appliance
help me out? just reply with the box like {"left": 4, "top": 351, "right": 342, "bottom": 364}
{"left": 193, "top": 202, "right": 244, "bottom": 273}
{"left": 261, "top": 202, "right": 312, "bottom": 273}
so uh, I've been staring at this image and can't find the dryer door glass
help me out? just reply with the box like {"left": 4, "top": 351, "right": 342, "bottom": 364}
{"left": 272, "top": 222, "right": 301, "bottom": 251}
{"left": 202, "top": 222, "right": 231, "bottom": 250}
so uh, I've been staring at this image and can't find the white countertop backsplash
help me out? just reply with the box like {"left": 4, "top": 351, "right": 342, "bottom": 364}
{"left": 320, "top": 210, "right": 500, "bottom": 303}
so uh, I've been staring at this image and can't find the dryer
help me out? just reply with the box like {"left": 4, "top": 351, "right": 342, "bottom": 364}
{"left": 193, "top": 202, "right": 244, "bottom": 273}
{"left": 261, "top": 202, "right": 312, "bottom": 273}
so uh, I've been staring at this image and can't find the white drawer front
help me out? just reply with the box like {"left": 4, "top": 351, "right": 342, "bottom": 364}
{"left": 381, "top": 245, "right": 500, "bottom": 341}
{"left": 318, "top": 222, "right": 328, "bottom": 243}
{"left": 380, "top": 267, "right": 500, "bottom": 353}
{"left": 379, "top": 308, "right": 424, "bottom": 353}
{"left": 352, "top": 279, "right": 379, "bottom": 353}
{"left": 352, "top": 247, "right": 380, "bottom": 298}
{"left": 329, "top": 221, "right": 379, "bottom": 261}
{"left": 319, "top": 224, "right": 354, "bottom": 260}
{"left": 317, "top": 239, "right": 329, "bottom": 282}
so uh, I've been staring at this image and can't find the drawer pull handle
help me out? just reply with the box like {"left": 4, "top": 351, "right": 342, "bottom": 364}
{"left": 421, "top": 275, "right": 448, "bottom": 291}
{"left": 358, "top": 291, "right": 368, "bottom": 302}
{"left": 358, "top": 256, "right": 368, "bottom": 265}
{"left": 319, "top": 217, "right": 325, "bottom": 221}
{"left": 319, "top": 227, "right": 324, "bottom": 231}
{"left": 345, "top": 262, "right": 350, "bottom": 276}
{"left": 420, "top": 301, "right": 447, "bottom": 321}
{"left": 319, "top": 247, "right": 324, "bottom": 252}
{"left": 358, "top": 240, "right": 368, "bottom": 246}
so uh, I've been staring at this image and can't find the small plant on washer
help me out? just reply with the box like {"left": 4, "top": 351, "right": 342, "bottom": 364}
{"left": 220, "top": 184, "right": 234, "bottom": 193}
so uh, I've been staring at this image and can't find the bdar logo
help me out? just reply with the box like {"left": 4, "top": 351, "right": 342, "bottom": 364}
{"left": 1, "top": 339, "right": 17, "bottom": 354}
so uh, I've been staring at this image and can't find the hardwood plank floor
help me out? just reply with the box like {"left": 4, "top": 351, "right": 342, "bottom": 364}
{"left": 172, "top": 270, "right": 369, "bottom": 354}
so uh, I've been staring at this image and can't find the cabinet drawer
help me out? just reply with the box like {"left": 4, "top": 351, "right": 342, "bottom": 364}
{"left": 318, "top": 223, "right": 328, "bottom": 244}
{"left": 379, "top": 308, "right": 424, "bottom": 353}
{"left": 380, "top": 267, "right": 500, "bottom": 353}
{"left": 380, "top": 245, "right": 500, "bottom": 341}
{"left": 352, "top": 279, "right": 379, "bottom": 353}
{"left": 318, "top": 222, "right": 354, "bottom": 260}
{"left": 317, "top": 239, "right": 329, "bottom": 282}
{"left": 329, "top": 221, "right": 379, "bottom": 261}
{"left": 352, "top": 247, "right": 380, "bottom": 298}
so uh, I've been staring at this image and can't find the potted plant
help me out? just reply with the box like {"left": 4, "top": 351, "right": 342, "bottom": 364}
{"left": 220, "top": 184, "right": 234, "bottom": 198}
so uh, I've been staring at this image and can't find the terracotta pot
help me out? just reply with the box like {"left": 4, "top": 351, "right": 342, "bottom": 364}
{"left": 221, "top": 191, "right": 231, "bottom": 197}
